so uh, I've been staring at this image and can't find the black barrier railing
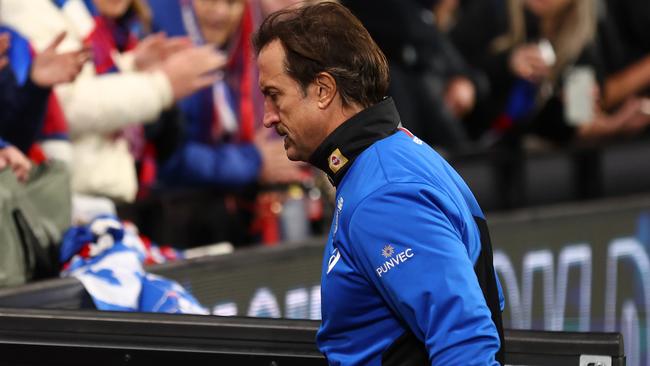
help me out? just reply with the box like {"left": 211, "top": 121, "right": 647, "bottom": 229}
{"left": 0, "top": 308, "right": 325, "bottom": 366}
{"left": 0, "top": 308, "right": 625, "bottom": 366}
{"left": 0, "top": 276, "right": 93, "bottom": 309}
{"left": 506, "top": 329, "right": 625, "bottom": 366}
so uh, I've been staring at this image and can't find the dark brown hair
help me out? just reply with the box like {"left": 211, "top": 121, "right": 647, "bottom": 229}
{"left": 252, "top": 1, "right": 389, "bottom": 108}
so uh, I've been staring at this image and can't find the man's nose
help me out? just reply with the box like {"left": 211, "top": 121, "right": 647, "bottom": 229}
{"left": 263, "top": 108, "right": 280, "bottom": 128}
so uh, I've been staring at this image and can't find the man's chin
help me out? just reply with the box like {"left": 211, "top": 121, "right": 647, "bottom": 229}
{"left": 285, "top": 149, "right": 306, "bottom": 163}
{"left": 286, "top": 152, "right": 300, "bottom": 162}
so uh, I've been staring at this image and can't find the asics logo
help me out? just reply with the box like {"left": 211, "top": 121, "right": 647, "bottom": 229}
{"left": 327, "top": 248, "right": 341, "bottom": 275}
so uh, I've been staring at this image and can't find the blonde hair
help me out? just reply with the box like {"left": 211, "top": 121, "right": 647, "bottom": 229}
{"left": 492, "top": 0, "right": 596, "bottom": 83}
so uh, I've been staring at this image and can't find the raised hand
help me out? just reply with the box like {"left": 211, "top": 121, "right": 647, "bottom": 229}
{"left": 509, "top": 44, "right": 552, "bottom": 83}
{"left": 444, "top": 76, "right": 476, "bottom": 118}
{"left": 133, "top": 32, "right": 192, "bottom": 71}
{"left": 30, "top": 32, "right": 90, "bottom": 87}
{"left": 160, "top": 45, "right": 227, "bottom": 101}
{"left": 578, "top": 97, "right": 650, "bottom": 139}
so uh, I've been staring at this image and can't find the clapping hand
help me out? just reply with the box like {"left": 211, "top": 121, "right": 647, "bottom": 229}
{"left": 134, "top": 32, "right": 193, "bottom": 71}
{"left": 30, "top": 32, "right": 90, "bottom": 88}
{"left": 161, "top": 45, "right": 228, "bottom": 101}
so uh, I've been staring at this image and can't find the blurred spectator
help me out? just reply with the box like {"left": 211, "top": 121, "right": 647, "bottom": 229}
{"left": 0, "top": 23, "right": 87, "bottom": 185}
{"left": 1, "top": 0, "right": 225, "bottom": 204}
{"left": 432, "top": 0, "right": 459, "bottom": 33}
{"left": 147, "top": 0, "right": 302, "bottom": 189}
{"left": 0, "top": 29, "right": 87, "bottom": 154}
{"left": 450, "top": 0, "right": 650, "bottom": 147}
{"left": 597, "top": 0, "right": 650, "bottom": 110}
{"left": 0, "top": 22, "right": 89, "bottom": 286}
{"left": 342, "top": 0, "right": 483, "bottom": 151}
{"left": 140, "top": 0, "right": 307, "bottom": 246}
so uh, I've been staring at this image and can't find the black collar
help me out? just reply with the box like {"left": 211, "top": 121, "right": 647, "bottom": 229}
{"left": 309, "top": 98, "right": 401, "bottom": 186}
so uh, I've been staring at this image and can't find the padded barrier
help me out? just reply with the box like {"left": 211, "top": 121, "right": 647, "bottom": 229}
{"left": 0, "top": 308, "right": 625, "bottom": 366}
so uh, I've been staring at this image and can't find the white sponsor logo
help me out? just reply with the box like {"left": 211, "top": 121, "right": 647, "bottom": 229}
{"left": 327, "top": 248, "right": 341, "bottom": 275}
{"left": 381, "top": 245, "right": 395, "bottom": 258}
{"left": 375, "top": 248, "right": 414, "bottom": 277}
{"left": 333, "top": 197, "right": 344, "bottom": 236}
{"left": 328, "top": 197, "right": 344, "bottom": 275}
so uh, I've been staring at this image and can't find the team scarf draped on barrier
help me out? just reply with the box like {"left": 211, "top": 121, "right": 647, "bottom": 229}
{"left": 178, "top": 0, "right": 258, "bottom": 144}
{"left": 60, "top": 215, "right": 208, "bottom": 314}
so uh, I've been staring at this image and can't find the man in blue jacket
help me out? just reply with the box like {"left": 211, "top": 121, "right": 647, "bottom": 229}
{"left": 254, "top": 2, "right": 504, "bottom": 365}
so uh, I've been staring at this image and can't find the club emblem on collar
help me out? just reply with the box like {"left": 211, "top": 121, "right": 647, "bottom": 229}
{"left": 328, "top": 148, "right": 349, "bottom": 173}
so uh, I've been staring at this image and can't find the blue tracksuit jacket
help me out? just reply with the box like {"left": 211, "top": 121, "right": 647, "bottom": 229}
{"left": 310, "top": 98, "right": 504, "bottom": 365}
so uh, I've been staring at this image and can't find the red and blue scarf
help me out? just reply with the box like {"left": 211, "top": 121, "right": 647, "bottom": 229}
{"left": 79, "top": 0, "right": 140, "bottom": 73}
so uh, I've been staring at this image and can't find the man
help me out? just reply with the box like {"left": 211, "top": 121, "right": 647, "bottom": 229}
{"left": 254, "top": 2, "right": 504, "bottom": 365}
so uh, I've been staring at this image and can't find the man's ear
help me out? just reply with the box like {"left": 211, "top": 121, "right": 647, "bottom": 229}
{"left": 314, "top": 72, "right": 337, "bottom": 109}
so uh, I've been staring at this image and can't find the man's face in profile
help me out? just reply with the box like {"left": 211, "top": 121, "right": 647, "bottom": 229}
{"left": 258, "top": 40, "right": 327, "bottom": 162}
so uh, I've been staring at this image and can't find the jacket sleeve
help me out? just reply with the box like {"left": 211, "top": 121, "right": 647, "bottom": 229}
{"left": 346, "top": 182, "right": 501, "bottom": 366}
{"left": 0, "top": 66, "right": 20, "bottom": 137}
{"left": 0, "top": 64, "right": 50, "bottom": 152}
{"left": 158, "top": 141, "right": 262, "bottom": 187}
{"left": 56, "top": 68, "right": 174, "bottom": 137}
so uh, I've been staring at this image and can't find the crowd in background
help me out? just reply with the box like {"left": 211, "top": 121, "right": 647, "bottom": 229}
{"left": 345, "top": 0, "right": 650, "bottom": 152}
{"left": 0, "top": 0, "right": 649, "bottom": 255}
